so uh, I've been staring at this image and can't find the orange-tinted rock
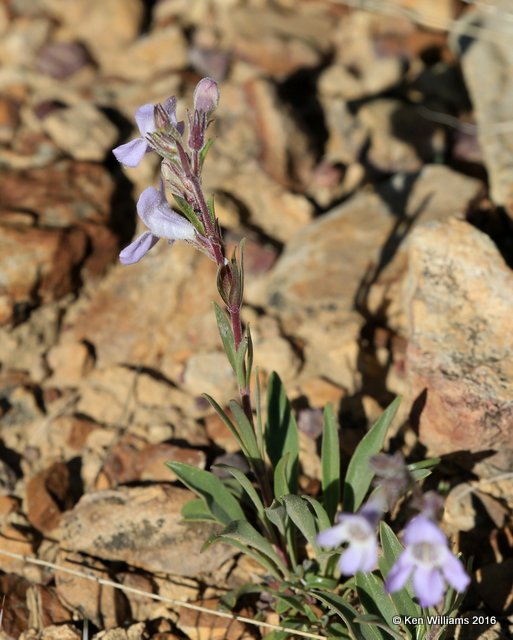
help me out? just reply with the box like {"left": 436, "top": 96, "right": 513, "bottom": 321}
{"left": 0, "top": 574, "right": 30, "bottom": 639}
{"left": 404, "top": 219, "right": 513, "bottom": 473}
{"left": 60, "top": 485, "right": 234, "bottom": 577}
{"left": 25, "top": 462, "right": 72, "bottom": 534}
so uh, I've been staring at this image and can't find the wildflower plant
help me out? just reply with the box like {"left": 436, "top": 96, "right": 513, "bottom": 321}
{"left": 113, "top": 78, "right": 470, "bottom": 639}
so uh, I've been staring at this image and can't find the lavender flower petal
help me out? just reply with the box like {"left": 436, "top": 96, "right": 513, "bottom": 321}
{"left": 193, "top": 77, "right": 220, "bottom": 115}
{"left": 113, "top": 137, "right": 149, "bottom": 168}
{"left": 385, "top": 551, "right": 413, "bottom": 592}
{"left": 119, "top": 231, "right": 159, "bottom": 265}
{"left": 413, "top": 566, "right": 445, "bottom": 608}
{"left": 442, "top": 553, "right": 471, "bottom": 592}
{"left": 136, "top": 187, "right": 196, "bottom": 241}
{"left": 403, "top": 516, "right": 446, "bottom": 546}
{"left": 134, "top": 103, "right": 156, "bottom": 136}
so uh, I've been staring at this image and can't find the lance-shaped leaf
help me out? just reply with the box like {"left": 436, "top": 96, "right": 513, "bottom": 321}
{"left": 355, "top": 572, "right": 405, "bottom": 640}
{"left": 213, "top": 302, "right": 236, "bottom": 371}
{"left": 229, "top": 400, "right": 261, "bottom": 463}
{"left": 321, "top": 403, "right": 340, "bottom": 523}
{"left": 167, "top": 461, "right": 244, "bottom": 525}
{"left": 344, "top": 396, "right": 401, "bottom": 512}
{"left": 282, "top": 494, "right": 321, "bottom": 555}
{"left": 265, "top": 373, "right": 299, "bottom": 493}
{"left": 205, "top": 519, "right": 289, "bottom": 577}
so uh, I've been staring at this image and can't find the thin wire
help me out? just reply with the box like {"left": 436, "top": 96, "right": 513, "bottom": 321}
{"left": 0, "top": 549, "right": 328, "bottom": 640}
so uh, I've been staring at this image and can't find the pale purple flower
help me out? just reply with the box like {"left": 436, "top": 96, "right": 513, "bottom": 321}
{"left": 317, "top": 511, "right": 378, "bottom": 575}
{"left": 385, "top": 516, "right": 470, "bottom": 608}
{"left": 193, "top": 77, "right": 220, "bottom": 115}
{"left": 189, "top": 77, "right": 219, "bottom": 151}
{"left": 113, "top": 98, "right": 182, "bottom": 168}
{"left": 120, "top": 184, "right": 196, "bottom": 265}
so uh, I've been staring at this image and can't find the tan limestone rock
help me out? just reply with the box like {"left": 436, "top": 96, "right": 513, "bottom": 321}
{"left": 403, "top": 219, "right": 513, "bottom": 473}
{"left": 59, "top": 485, "right": 234, "bottom": 577}
{"left": 41, "top": 103, "right": 118, "bottom": 162}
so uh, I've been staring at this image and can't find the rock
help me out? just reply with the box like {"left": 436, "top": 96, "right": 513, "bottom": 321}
{"left": 59, "top": 243, "right": 221, "bottom": 379}
{"left": 357, "top": 99, "right": 440, "bottom": 173}
{"left": 100, "top": 26, "right": 188, "bottom": 80}
{"left": 0, "top": 95, "right": 20, "bottom": 144}
{"left": 0, "top": 224, "right": 87, "bottom": 323}
{"left": 36, "top": 41, "right": 91, "bottom": 79}
{"left": 268, "top": 191, "right": 396, "bottom": 390}
{"left": 41, "top": 0, "right": 144, "bottom": 58}
{"left": 0, "top": 458, "right": 17, "bottom": 494}
{"left": 59, "top": 485, "right": 234, "bottom": 577}
{"left": 367, "top": 165, "right": 484, "bottom": 333}
{"left": 252, "top": 336, "right": 301, "bottom": 384}
{"left": 183, "top": 352, "right": 237, "bottom": 405}
{"left": 299, "top": 377, "right": 346, "bottom": 410}
{"left": 176, "top": 598, "right": 247, "bottom": 640}
{"left": 403, "top": 219, "right": 513, "bottom": 473}
{"left": 46, "top": 341, "right": 95, "bottom": 386}
{"left": 0, "top": 16, "right": 50, "bottom": 68}
{"left": 319, "top": 12, "right": 403, "bottom": 101}
{"left": 213, "top": 165, "right": 314, "bottom": 243}
{"left": 0, "top": 525, "right": 35, "bottom": 575}
{"left": 20, "top": 626, "right": 81, "bottom": 640}
{"left": 41, "top": 103, "right": 118, "bottom": 162}
{"left": 92, "top": 623, "right": 148, "bottom": 640}
{"left": 0, "top": 574, "right": 31, "bottom": 639}
{"left": 26, "top": 584, "right": 72, "bottom": 628}
{"left": 55, "top": 551, "right": 127, "bottom": 629}
{"left": 453, "top": 2, "right": 513, "bottom": 216}
{"left": 96, "top": 434, "right": 205, "bottom": 487}
{"left": 25, "top": 462, "right": 73, "bottom": 534}
{"left": 221, "top": 5, "right": 333, "bottom": 77}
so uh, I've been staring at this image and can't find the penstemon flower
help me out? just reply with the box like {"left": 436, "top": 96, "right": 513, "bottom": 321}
{"left": 317, "top": 499, "right": 383, "bottom": 575}
{"left": 385, "top": 515, "right": 470, "bottom": 607}
{"left": 119, "top": 183, "right": 197, "bottom": 265}
{"left": 113, "top": 98, "right": 182, "bottom": 167}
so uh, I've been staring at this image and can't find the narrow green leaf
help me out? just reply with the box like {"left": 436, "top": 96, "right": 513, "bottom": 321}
{"left": 344, "top": 396, "right": 401, "bottom": 512}
{"left": 321, "top": 403, "right": 340, "bottom": 522}
{"left": 234, "top": 333, "right": 248, "bottom": 389}
{"left": 180, "top": 498, "right": 217, "bottom": 522}
{"left": 355, "top": 573, "right": 404, "bottom": 639}
{"left": 265, "top": 372, "right": 299, "bottom": 493}
{"left": 200, "top": 138, "right": 214, "bottom": 172}
{"left": 302, "top": 495, "right": 332, "bottom": 533}
{"left": 229, "top": 400, "right": 261, "bottom": 462}
{"left": 255, "top": 367, "right": 264, "bottom": 457}
{"left": 207, "top": 519, "right": 288, "bottom": 576}
{"left": 282, "top": 494, "right": 321, "bottom": 554}
{"left": 214, "top": 463, "right": 265, "bottom": 521}
{"left": 273, "top": 453, "right": 290, "bottom": 500}
{"left": 213, "top": 302, "right": 236, "bottom": 371}
{"left": 265, "top": 501, "right": 287, "bottom": 536}
{"left": 202, "top": 393, "right": 245, "bottom": 453}
{"left": 166, "top": 461, "right": 245, "bottom": 525}
{"left": 310, "top": 591, "right": 360, "bottom": 640}
{"left": 206, "top": 193, "right": 216, "bottom": 224}
{"left": 173, "top": 194, "right": 204, "bottom": 234}
{"left": 354, "top": 613, "right": 404, "bottom": 640}
{"left": 204, "top": 533, "right": 281, "bottom": 578}
{"left": 245, "top": 325, "right": 253, "bottom": 387}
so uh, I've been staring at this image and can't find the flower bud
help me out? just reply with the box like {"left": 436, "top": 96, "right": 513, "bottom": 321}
{"left": 193, "top": 77, "right": 220, "bottom": 115}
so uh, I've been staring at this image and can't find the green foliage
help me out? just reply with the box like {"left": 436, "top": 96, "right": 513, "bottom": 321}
{"left": 321, "top": 403, "right": 340, "bottom": 523}
{"left": 265, "top": 373, "right": 299, "bottom": 494}
{"left": 343, "top": 396, "right": 401, "bottom": 512}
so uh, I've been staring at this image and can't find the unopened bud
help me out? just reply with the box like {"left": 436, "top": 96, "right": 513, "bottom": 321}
{"left": 193, "top": 77, "right": 220, "bottom": 115}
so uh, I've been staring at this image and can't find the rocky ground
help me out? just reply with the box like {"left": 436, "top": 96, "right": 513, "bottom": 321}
{"left": 0, "top": 0, "right": 513, "bottom": 638}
